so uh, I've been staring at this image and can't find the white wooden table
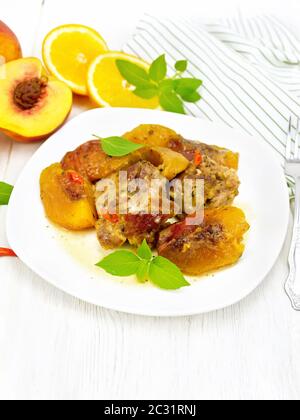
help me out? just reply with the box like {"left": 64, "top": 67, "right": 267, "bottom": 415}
{"left": 1, "top": 0, "right": 300, "bottom": 400}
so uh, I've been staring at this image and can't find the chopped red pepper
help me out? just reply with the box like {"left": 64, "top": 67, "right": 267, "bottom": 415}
{"left": 67, "top": 171, "right": 84, "bottom": 185}
{"left": 0, "top": 248, "right": 17, "bottom": 257}
{"left": 194, "top": 150, "right": 203, "bottom": 166}
{"left": 103, "top": 214, "right": 120, "bottom": 224}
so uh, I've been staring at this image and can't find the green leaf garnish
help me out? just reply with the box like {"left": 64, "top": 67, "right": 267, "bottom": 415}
{"left": 96, "top": 251, "right": 141, "bottom": 276}
{"left": 116, "top": 59, "right": 150, "bottom": 86}
{"left": 149, "top": 54, "right": 167, "bottom": 82}
{"left": 175, "top": 60, "right": 188, "bottom": 72}
{"left": 174, "top": 78, "right": 203, "bottom": 96}
{"left": 136, "top": 260, "right": 150, "bottom": 283}
{"left": 93, "top": 135, "right": 145, "bottom": 157}
{"left": 96, "top": 240, "right": 190, "bottom": 290}
{"left": 134, "top": 86, "right": 158, "bottom": 99}
{"left": 180, "top": 91, "right": 202, "bottom": 103}
{"left": 0, "top": 182, "right": 13, "bottom": 205}
{"left": 159, "top": 90, "right": 185, "bottom": 115}
{"left": 159, "top": 79, "right": 174, "bottom": 92}
{"left": 116, "top": 55, "right": 202, "bottom": 114}
{"left": 149, "top": 257, "right": 190, "bottom": 290}
{"left": 137, "top": 239, "right": 153, "bottom": 260}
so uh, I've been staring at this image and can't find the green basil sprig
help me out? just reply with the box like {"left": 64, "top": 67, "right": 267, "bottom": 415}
{"left": 116, "top": 55, "right": 202, "bottom": 114}
{"left": 96, "top": 240, "right": 190, "bottom": 290}
{"left": 0, "top": 182, "right": 13, "bottom": 205}
{"left": 93, "top": 135, "right": 145, "bottom": 157}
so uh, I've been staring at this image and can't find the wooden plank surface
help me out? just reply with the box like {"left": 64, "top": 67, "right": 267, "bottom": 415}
{"left": 0, "top": 0, "right": 300, "bottom": 401}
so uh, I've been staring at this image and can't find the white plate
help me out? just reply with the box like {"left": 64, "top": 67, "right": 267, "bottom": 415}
{"left": 7, "top": 108, "right": 289, "bottom": 317}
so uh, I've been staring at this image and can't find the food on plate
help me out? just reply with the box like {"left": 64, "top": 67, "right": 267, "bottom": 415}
{"left": 87, "top": 52, "right": 159, "bottom": 108}
{"left": 188, "top": 141, "right": 239, "bottom": 170}
{"left": 95, "top": 161, "right": 173, "bottom": 249}
{"left": 123, "top": 124, "right": 182, "bottom": 148}
{"left": 168, "top": 138, "right": 239, "bottom": 170}
{"left": 40, "top": 163, "right": 97, "bottom": 230}
{"left": 136, "top": 147, "right": 189, "bottom": 180}
{"left": 177, "top": 155, "right": 240, "bottom": 209}
{"left": 62, "top": 140, "right": 189, "bottom": 182}
{"left": 42, "top": 24, "right": 108, "bottom": 95}
{"left": 61, "top": 140, "right": 139, "bottom": 182}
{"left": 125, "top": 125, "right": 240, "bottom": 208}
{"left": 124, "top": 124, "right": 239, "bottom": 170}
{"left": 0, "top": 21, "right": 22, "bottom": 63}
{"left": 40, "top": 124, "right": 249, "bottom": 284}
{"left": 157, "top": 207, "right": 249, "bottom": 275}
{"left": 0, "top": 58, "right": 72, "bottom": 142}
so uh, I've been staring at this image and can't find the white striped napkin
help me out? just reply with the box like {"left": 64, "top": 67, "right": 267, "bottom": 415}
{"left": 123, "top": 14, "right": 300, "bottom": 166}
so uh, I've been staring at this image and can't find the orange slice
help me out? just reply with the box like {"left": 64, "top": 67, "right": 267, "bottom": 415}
{"left": 42, "top": 24, "right": 108, "bottom": 95}
{"left": 87, "top": 52, "right": 159, "bottom": 109}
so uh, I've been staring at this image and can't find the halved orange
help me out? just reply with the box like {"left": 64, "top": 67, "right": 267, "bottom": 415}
{"left": 42, "top": 24, "right": 108, "bottom": 95}
{"left": 87, "top": 52, "right": 159, "bottom": 109}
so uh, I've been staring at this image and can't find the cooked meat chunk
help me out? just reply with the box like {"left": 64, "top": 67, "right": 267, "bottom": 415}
{"left": 95, "top": 161, "right": 173, "bottom": 249}
{"left": 190, "top": 141, "right": 239, "bottom": 170}
{"left": 96, "top": 214, "right": 170, "bottom": 249}
{"left": 167, "top": 137, "right": 239, "bottom": 170}
{"left": 59, "top": 171, "right": 87, "bottom": 201}
{"left": 96, "top": 217, "right": 126, "bottom": 249}
{"left": 178, "top": 156, "right": 240, "bottom": 209}
{"left": 157, "top": 207, "right": 250, "bottom": 276}
{"left": 61, "top": 140, "right": 139, "bottom": 183}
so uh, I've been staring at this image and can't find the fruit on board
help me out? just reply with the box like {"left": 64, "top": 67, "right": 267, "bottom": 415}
{"left": 0, "top": 58, "right": 73, "bottom": 142}
{"left": 42, "top": 24, "right": 108, "bottom": 95}
{"left": 87, "top": 52, "right": 159, "bottom": 108}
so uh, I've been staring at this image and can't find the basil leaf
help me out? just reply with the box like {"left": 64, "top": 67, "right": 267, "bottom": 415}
{"left": 116, "top": 59, "right": 150, "bottom": 87}
{"left": 0, "top": 182, "right": 13, "bottom": 205}
{"left": 137, "top": 239, "right": 153, "bottom": 261}
{"left": 148, "top": 256, "right": 190, "bottom": 290}
{"left": 175, "top": 60, "right": 188, "bottom": 72}
{"left": 96, "top": 251, "right": 141, "bottom": 276}
{"left": 136, "top": 260, "right": 150, "bottom": 283}
{"left": 96, "top": 240, "right": 189, "bottom": 290}
{"left": 159, "top": 90, "right": 186, "bottom": 114}
{"left": 134, "top": 86, "right": 158, "bottom": 99}
{"left": 149, "top": 54, "right": 167, "bottom": 82}
{"left": 100, "top": 136, "right": 145, "bottom": 157}
{"left": 115, "top": 55, "right": 202, "bottom": 113}
{"left": 180, "top": 91, "right": 202, "bottom": 103}
{"left": 159, "top": 79, "right": 174, "bottom": 92}
{"left": 174, "top": 78, "right": 203, "bottom": 95}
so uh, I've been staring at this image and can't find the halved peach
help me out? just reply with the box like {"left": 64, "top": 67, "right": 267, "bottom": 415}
{"left": 0, "top": 21, "right": 22, "bottom": 63}
{"left": 0, "top": 58, "right": 72, "bottom": 142}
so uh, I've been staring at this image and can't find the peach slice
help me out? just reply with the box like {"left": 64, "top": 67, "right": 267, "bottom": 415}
{"left": 0, "top": 21, "right": 22, "bottom": 63}
{"left": 0, "top": 57, "right": 73, "bottom": 142}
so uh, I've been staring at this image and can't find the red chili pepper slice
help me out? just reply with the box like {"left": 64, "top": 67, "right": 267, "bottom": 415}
{"left": 67, "top": 171, "right": 84, "bottom": 185}
{"left": 194, "top": 150, "right": 203, "bottom": 166}
{"left": 0, "top": 248, "right": 17, "bottom": 257}
{"left": 103, "top": 214, "right": 119, "bottom": 224}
